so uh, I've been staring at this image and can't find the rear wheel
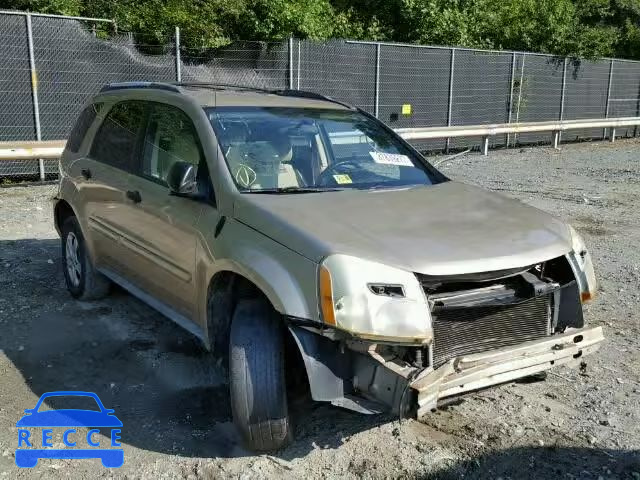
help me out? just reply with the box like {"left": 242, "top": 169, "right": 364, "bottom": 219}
{"left": 61, "top": 216, "right": 110, "bottom": 300}
{"left": 229, "top": 298, "right": 292, "bottom": 451}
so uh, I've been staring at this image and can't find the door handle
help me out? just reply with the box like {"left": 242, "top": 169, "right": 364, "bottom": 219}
{"left": 81, "top": 168, "right": 91, "bottom": 179}
{"left": 126, "top": 190, "right": 142, "bottom": 203}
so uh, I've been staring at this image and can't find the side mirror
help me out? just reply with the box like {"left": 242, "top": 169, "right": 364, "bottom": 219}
{"left": 167, "top": 161, "right": 198, "bottom": 196}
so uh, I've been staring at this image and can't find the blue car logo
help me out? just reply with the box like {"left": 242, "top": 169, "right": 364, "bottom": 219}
{"left": 15, "top": 391, "right": 123, "bottom": 468}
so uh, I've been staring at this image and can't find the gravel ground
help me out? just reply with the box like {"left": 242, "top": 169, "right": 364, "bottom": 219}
{"left": 0, "top": 140, "right": 639, "bottom": 479}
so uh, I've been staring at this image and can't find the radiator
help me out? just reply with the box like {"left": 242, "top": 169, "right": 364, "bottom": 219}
{"left": 431, "top": 294, "right": 551, "bottom": 368}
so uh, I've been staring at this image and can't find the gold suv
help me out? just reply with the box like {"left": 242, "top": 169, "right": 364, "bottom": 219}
{"left": 54, "top": 82, "right": 603, "bottom": 451}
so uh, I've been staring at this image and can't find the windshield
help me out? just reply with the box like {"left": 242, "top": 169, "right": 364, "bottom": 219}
{"left": 206, "top": 107, "right": 444, "bottom": 192}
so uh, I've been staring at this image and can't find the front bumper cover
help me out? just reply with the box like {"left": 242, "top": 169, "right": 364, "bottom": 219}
{"left": 411, "top": 326, "right": 604, "bottom": 416}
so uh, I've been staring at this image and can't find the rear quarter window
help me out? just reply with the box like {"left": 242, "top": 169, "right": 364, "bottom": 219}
{"left": 66, "top": 103, "right": 102, "bottom": 153}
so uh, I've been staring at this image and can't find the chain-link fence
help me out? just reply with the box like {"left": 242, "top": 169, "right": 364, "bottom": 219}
{"left": 2, "top": 11, "right": 640, "bottom": 178}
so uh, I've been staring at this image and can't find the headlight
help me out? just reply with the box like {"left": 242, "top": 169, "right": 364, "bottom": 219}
{"left": 319, "top": 254, "right": 431, "bottom": 343}
{"left": 567, "top": 225, "right": 597, "bottom": 303}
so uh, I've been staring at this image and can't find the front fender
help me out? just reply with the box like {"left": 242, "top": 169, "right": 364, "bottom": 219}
{"left": 196, "top": 216, "right": 320, "bottom": 332}
{"left": 216, "top": 247, "right": 314, "bottom": 319}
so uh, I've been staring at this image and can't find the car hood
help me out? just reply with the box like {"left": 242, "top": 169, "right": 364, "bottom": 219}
{"left": 233, "top": 181, "right": 573, "bottom": 276}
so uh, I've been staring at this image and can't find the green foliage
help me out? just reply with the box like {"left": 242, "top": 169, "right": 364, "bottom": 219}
{"left": 0, "top": 0, "right": 639, "bottom": 59}
{"left": 240, "top": 0, "right": 335, "bottom": 40}
{"left": 5, "top": 0, "right": 82, "bottom": 15}
{"left": 388, "top": 0, "right": 618, "bottom": 59}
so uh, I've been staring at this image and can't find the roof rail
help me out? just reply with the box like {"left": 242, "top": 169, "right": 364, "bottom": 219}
{"left": 177, "top": 82, "right": 354, "bottom": 109}
{"left": 176, "top": 82, "right": 271, "bottom": 93}
{"left": 273, "top": 89, "right": 354, "bottom": 109}
{"left": 99, "top": 82, "right": 182, "bottom": 94}
{"left": 99, "top": 81, "right": 354, "bottom": 109}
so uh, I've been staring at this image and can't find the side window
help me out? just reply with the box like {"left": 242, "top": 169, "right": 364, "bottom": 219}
{"left": 67, "top": 103, "right": 102, "bottom": 153}
{"left": 141, "top": 103, "right": 203, "bottom": 185}
{"left": 90, "top": 101, "right": 146, "bottom": 170}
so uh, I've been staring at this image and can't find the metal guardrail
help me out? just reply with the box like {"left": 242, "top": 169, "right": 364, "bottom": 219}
{"left": 0, "top": 115, "right": 638, "bottom": 163}
{"left": 396, "top": 116, "right": 640, "bottom": 154}
{"left": 0, "top": 140, "right": 66, "bottom": 160}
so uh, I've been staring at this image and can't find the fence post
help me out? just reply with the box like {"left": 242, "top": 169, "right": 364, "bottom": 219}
{"left": 374, "top": 43, "right": 381, "bottom": 118}
{"left": 557, "top": 57, "right": 567, "bottom": 146}
{"left": 288, "top": 37, "right": 294, "bottom": 89}
{"left": 174, "top": 26, "right": 181, "bottom": 82}
{"left": 636, "top": 80, "right": 640, "bottom": 138}
{"left": 445, "top": 48, "right": 455, "bottom": 152}
{"left": 514, "top": 53, "right": 526, "bottom": 145}
{"left": 559, "top": 57, "right": 567, "bottom": 120}
{"left": 603, "top": 59, "right": 613, "bottom": 139}
{"left": 506, "top": 52, "right": 516, "bottom": 147}
{"left": 296, "top": 40, "right": 302, "bottom": 90}
{"left": 26, "top": 13, "right": 44, "bottom": 181}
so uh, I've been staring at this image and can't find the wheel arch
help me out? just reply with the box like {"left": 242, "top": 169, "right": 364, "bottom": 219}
{"left": 204, "top": 269, "right": 312, "bottom": 394}
{"left": 205, "top": 270, "right": 247, "bottom": 352}
{"left": 204, "top": 266, "right": 305, "bottom": 338}
{"left": 200, "top": 248, "right": 317, "bottom": 347}
{"left": 204, "top": 269, "right": 281, "bottom": 353}
{"left": 54, "top": 199, "right": 76, "bottom": 236}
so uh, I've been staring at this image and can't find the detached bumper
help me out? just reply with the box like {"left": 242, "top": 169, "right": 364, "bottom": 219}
{"left": 411, "top": 326, "right": 604, "bottom": 417}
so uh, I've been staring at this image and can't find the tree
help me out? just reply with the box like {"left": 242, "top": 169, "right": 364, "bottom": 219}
{"left": 0, "top": 0, "right": 638, "bottom": 59}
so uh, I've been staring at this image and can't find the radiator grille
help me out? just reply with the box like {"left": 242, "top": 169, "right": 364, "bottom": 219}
{"left": 431, "top": 294, "right": 551, "bottom": 368}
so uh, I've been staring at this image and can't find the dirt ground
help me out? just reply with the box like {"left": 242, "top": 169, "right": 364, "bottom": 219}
{"left": 0, "top": 140, "right": 639, "bottom": 479}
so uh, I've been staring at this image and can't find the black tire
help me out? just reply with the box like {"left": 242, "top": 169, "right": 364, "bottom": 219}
{"left": 229, "top": 298, "right": 292, "bottom": 451}
{"left": 61, "top": 216, "right": 110, "bottom": 300}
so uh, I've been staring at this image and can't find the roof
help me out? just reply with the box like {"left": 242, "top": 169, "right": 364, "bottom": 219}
{"left": 99, "top": 82, "right": 352, "bottom": 110}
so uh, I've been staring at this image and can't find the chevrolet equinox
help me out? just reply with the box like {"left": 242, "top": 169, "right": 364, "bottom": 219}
{"left": 54, "top": 82, "right": 604, "bottom": 451}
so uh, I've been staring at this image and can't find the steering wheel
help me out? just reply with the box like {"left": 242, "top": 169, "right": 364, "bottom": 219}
{"left": 317, "top": 158, "right": 370, "bottom": 186}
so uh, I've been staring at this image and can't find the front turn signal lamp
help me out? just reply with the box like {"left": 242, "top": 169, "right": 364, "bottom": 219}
{"left": 568, "top": 225, "right": 597, "bottom": 304}
{"left": 319, "top": 265, "right": 336, "bottom": 326}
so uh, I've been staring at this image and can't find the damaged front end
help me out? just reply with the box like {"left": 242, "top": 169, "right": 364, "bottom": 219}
{"left": 289, "top": 252, "right": 603, "bottom": 417}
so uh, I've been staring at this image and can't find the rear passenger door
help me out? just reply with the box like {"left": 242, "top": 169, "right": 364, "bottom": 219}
{"left": 119, "top": 102, "right": 208, "bottom": 321}
{"left": 75, "top": 100, "right": 147, "bottom": 275}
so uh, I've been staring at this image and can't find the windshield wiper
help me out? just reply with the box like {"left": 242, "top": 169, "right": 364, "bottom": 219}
{"left": 247, "top": 186, "right": 342, "bottom": 194}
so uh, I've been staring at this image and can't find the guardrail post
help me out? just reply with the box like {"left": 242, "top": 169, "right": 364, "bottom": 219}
{"left": 603, "top": 59, "right": 613, "bottom": 139}
{"left": 506, "top": 52, "right": 516, "bottom": 147}
{"left": 553, "top": 131, "right": 560, "bottom": 149}
{"left": 610, "top": 127, "right": 616, "bottom": 142}
{"left": 174, "top": 26, "right": 181, "bottom": 82}
{"left": 557, "top": 57, "right": 567, "bottom": 146}
{"left": 445, "top": 48, "right": 455, "bottom": 152}
{"left": 482, "top": 136, "right": 489, "bottom": 156}
{"left": 374, "top": 43, "right": 381, "bottom": 118}
{"left": 26, "top": 13, "right": 44, "bottom": 181}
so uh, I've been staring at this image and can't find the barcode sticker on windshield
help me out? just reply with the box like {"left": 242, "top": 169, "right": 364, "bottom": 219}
{"left": 369, "top": 152, "right": 413, "bottom": 166}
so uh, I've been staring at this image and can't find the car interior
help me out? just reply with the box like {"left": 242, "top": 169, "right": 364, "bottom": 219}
{"left": 222, "top": 122, "right": 306, "bottom": 189}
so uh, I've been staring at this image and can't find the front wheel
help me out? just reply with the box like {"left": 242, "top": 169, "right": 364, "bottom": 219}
{"left": 229, "top": 299, "right": 292, "bottom": 451}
